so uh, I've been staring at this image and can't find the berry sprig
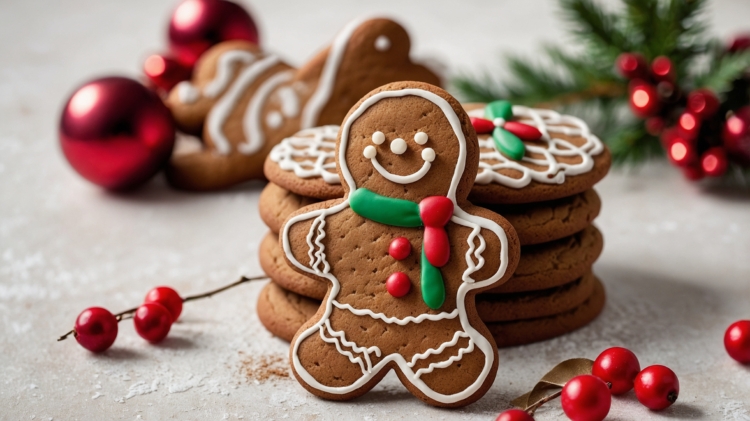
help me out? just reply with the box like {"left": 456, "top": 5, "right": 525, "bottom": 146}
{"left": 497, "top": 346, "right": 680, "bottom": 421}
{"left": 57, "top": 275, "right": 267, "bottom": 352}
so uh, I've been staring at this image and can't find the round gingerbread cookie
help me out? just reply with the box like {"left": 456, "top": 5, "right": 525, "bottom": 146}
{"left": 259, "top": 183, "right": 321, "bottom": 234}
{"left": 477, "top": 271, "right": 595, "bottom": 322}
{"left": 488, "top": 278, "right": 606, "bottom": 348}
{"left": 464, "top": 102, "right": 611, "bottom": 204}
{"left": 487, "top": 225, "right": 603, "bottom": 294}
{"left": 259, "top": 232, "right": 328, "bottom": 299}
{"left": 257, "top": 281, "right": 322, "bottom": 342}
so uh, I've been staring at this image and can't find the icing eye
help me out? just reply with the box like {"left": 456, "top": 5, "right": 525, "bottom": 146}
{"left": 372, "top": 131, "right": 385, "bottom": 145}
{"left": 390, "top": 138, "right": 407, "bottom": 155}
{"left": 363, "top": 145, "right": 377, "bottom": 159}
{"left": 375, "top": 35, "right": 391, "bottom": 51}
{"left": 422, "top": 148, "right": 436, "bottom": 162}
{"left": 414, "top": 132, "right": 428, "bottom": 145}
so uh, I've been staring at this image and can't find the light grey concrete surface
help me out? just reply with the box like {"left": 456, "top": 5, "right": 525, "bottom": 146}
{"left": 1, "top": 1, "right": 750, "bottom": 419}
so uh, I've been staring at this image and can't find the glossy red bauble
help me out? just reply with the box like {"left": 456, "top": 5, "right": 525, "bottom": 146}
{"left": 561, "top": 375, "right": 611, "bottom": 421}
{"left": 701, "top": 148, "right": 729, "bottom": 177}
{"left": 59, "top": 77, "right": 175, "bottom": 190}
{"left": 386, "top": 272, "right": 411, "bottom": 298}
{"left": 634, "top": 365, "right": 679, "bottom": 411}
{"left": 629, "top": 81, "right": 661, "bottom": 118}
{"left": 144, "top": 54, "right": 192, "bottom": 92}
{"left": 687, "top": 89, "right": 720, "bottom": 118}
{"left": 144, "top": 286, "right": 183, "bottom": 322}
{"left": 388, "top": 237, "right": 412, "bottom": 261}
{"left": 74, "top": 307, "right": 118, "bottom": 353}
{"left": 651, "top": 56, "right": 674, "bottom": 81}
{"left": 593, "top": 347, "right": 641, "bottom": 395}
{"left": 134, "top": 303, "right": 173, "bottom": 343}
{"left": 724, "top": 320, "right": 750, "bottom": 364}
{"left": 168, "top": 0, "right": 259, "bottom": 67}
{"left": 495, "top": 409, "right": 534, "bottom": 421}
{"left": 616, "top": 52, "right": 648, "bottom": 79}
{"left": 722, "top": 107, "right": 750, "bottom": 164}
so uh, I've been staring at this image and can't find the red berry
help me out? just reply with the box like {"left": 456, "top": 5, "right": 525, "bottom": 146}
{"left": 651, "top": 56, "right": 674, "bottom": 81}
{"left": 645, "top": 117, "right": 665, "bottom": 136}
{"left": 682, "top": 165, "right": 705, "bottom": 181}
{"left": 701, "top": 148, "right": 729, "bottom": 177}
{"left": 668, "top": 139, "right": 697, "bottom": 167}
{"left": 134, "top": 303, "right": 173, "bottom": 343}
{"left": 724, "top": 320, "right": 750, "bottom": 363}
{"left": 144, "top": 286, "right": 183, "bottom": 322}
{"left": 728, "top": 34, "right": 750, "bottom": 53}
{"left": 495, "top": 409, "right": 534, "bottom": 421}
{"left": 634, "top": 365, "right": 679, "bottom": 410}
{"left": 616, "top": 53, "right": 648, "bottom": 79}
{"left": 592, "top": 347, "right": 641, "bottom": 395}
{"left": 561, "top": 375, "right": 611, "bottom": 421}
{"left": 385, "top": 272, "right": 411, "bottom": 298}
{"left": 677, "top": 112, "right": 701, "bottom": 141}
{"left": 687, "top": 89, "right": 720, "bottom": 118}
{"left": 74, "top": 307, "right": 118, "bottom": 353}
{"left": 629, "top": 81, "right": 661, "bottom": 118}
{"left": 388, "top": 237, "right": 412, "bottom": 261}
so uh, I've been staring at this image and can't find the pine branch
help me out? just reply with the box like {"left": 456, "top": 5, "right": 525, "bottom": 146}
{"left": 560, "top": 0, "right": 631, "bottom": 56}
{"left": 695, "top": 50, "right": 750, "bottom": 94}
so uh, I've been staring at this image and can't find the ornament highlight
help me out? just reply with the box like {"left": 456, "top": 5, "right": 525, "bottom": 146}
{"left": 59, "top": 76, "right": 175, "bottom": 190}
{"left": 560, "top": 375, "right": 611, "bottom": 421}
{"left": 592, "top": 347, "right": 641, "bottom": 395}
{"left": 74, "top": 307, "right": 118, "bottom": 353}
{"left": 634, "top": 365, "right": 679, "bottom": 411}
{"left": 724, "top": 320, "right": 750, "bottom": 364}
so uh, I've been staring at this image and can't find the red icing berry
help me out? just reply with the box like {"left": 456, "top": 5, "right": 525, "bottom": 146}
{"left": 592, "top": 347, "right": 641, "bottom": 395}
{"left": 419, "top": 196, "right": 454, "bottom": 227}
{"left": 495, "top": 409, "right": 534, "bottom": 421}
{"left": 503, "top": 121, "right": 542, "bottom": 141}
{"left": 388, "top": 237, "right": 411, "bottom": 260}
{"left": 561, "top": 375, "right": 611, "bottom": 421}
{"left": 386, "top": 272, "right": 410, "bottom": 298}
{"left": 724, "top": 320, "right": 750, "bottom": 364}
{"left": 144, "top": 286, "right": 183, "bottom": 322}
{"left": 470, "top": 117, "right": 495, "bottom": 134}
{"left": 74, "top": 307, "right": 118, "bottom": 353}
{"left": 634, "top": 365, "right": 679, "bottom": 411}
{"left": 134, "top": 303, "right": 173, "bottom": 343}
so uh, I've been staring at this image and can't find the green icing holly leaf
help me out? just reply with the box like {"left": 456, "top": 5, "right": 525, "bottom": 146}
{"left": 484, "top": 100, "right": 513, "bottom": 121}
{"left": 421, "top": 250, "right": 445, "bottom": 310}
{"left": 493, "top": 127, "right": 526, "bottom": 161}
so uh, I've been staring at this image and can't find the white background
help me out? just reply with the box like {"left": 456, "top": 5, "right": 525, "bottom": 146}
{"left": 1, "top": 0, "right": 750, "bottom": 419}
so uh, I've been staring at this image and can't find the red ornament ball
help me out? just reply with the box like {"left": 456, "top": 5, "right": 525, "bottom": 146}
{"left": 687, "top": 89, "right": 719, "bottom": 118}
{"left": 388, "top": 237, "right": 412, "bottom": 261}
{"left": 561, "top": 375, "right": 611, "bottom": 421}
{"left": 495, "top": 409, "right": 534, "bottom": 421}
{"left": 59, "top": 77, "right": 175, "bottom": 190}
{"left": 629, "top": 81, "right": 661, "bottom": 118}
{"left": 386, "top": 272, "right": 411, "bottom": 298}
{"left": 616, "top": 52, "right": 648, "bottom": 80}
{"left": 723, "top": 107, "right": 750, "bottom": 164}
{"left": 168, "top": 0, "right": 259, "bottom": 67}
{"left": 592, "top": 347, "right": 641, "bottom": 395}
{"left": 634, "top": 365, "right": 679, "bottom": 411}
{"left": 143, "top": 53, "right": 192, "bottom": 92}
{"left": 144, "top": 286, "right": 183, "bottom": 322}
{"left": 74, "top": 307, "right": 118, "bottom": 353}
{"left": 701, "top": 147, "right": 729, "bottom": 177}
{"left": 724, "top": 320, "right": 750, "bottom": 364}
{"left": 134, "top": 303, "right": 173, "bottom": 343}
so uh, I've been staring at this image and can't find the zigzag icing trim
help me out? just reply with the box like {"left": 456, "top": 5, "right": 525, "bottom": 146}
{"left": 332, "top": 300, "right": 458, "bottom": 325}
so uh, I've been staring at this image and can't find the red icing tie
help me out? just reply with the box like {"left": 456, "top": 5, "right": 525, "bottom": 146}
{"left": 419, "top": 196, "right": 453, "bottom": 267}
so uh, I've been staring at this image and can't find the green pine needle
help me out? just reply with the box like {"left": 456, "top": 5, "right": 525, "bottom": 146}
{"left": 696, "top": 50, "right": 750, "bottom": 94}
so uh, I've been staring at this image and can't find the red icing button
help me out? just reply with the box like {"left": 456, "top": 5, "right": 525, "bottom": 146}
{"left": 388, "top": 237, "right": 411, "bottom": 260}
{"left": 386, "top": 272, "right": 411, "bottom": 298}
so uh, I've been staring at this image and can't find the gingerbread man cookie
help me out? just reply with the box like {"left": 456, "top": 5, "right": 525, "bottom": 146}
{"left": 165, "top": 17, "right": 440, "bottom": 191}
{"left": 280, "top": 82, "right": 520, "bottom": 407}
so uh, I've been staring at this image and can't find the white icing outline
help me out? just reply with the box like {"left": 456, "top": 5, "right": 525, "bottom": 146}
{"left": 239, "top": 69, "right": 295, "bottom": 155}
{"left": 270, "top": 107, "right": 604, "bottom": 189}
{"left": 203, "top": 50, "right": 258, "bottom": 98}
{"left": 300, "top": 17, "right": 368, "bottom": 129}
{"left": 282, "top": 88, "right": 511, "bottom": 404}
{"left": 470, "top": 106, "right": 604, "bottom": 188}
{"left": 268, "top": 126, "right": 340, "bottom": 183}
{"left": 176, "top": 81, "right": 200, "bottom": 103}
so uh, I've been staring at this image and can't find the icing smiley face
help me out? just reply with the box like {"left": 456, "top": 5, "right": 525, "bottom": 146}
{"left": 361, "top": 130, "right": 436, "bottom": 184}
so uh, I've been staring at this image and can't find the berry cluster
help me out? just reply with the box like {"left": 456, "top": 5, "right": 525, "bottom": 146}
{"left": 496, "top": 346, "right": 680, "bottom": 421}
{"left": 617, "top": 45, "right": 750, "bottom": 181}
{"left": 58, "top": 276, "right": 263, "bottom": 353}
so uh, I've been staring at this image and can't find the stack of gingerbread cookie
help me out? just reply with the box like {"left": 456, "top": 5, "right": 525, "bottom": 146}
{"left": 256, "top": 99, "right": 610, "bottom": 348}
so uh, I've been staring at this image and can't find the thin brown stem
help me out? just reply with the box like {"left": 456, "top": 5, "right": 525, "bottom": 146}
{"left": 526, "top": 390, "right": 562, "bottom": 416}
{"left": 57, "top": 275, "right": 268, "bottom": 342}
